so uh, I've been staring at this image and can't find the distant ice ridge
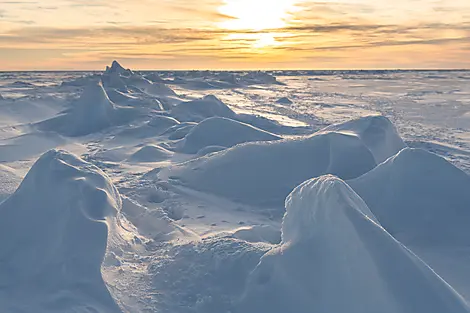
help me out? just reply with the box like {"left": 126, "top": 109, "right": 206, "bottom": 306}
{"left": 236, "top": 176, "right": 470, "bottom": 313}
{"left": 0, "top": 150, "right": 123, "bottom": 313}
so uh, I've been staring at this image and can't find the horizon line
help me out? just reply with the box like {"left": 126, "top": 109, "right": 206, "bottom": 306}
{"left": 1, "top": 68, "right": 469, "bottom": 73}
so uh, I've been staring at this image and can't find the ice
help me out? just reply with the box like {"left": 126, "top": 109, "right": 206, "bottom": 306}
{"left": 0, "top": 150, "right": 122, "bottom": 313}
{"left": 236, "top": 176, "right": 470, "bottom": 313}
{"left": 166, "top": 131, "right": 376, "bottom": 208}
{"left": 176, "top": 117, "right": 281, "bottom": 154}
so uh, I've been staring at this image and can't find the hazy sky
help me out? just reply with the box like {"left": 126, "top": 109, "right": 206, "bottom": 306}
{"left": 0, "top": 0, "right": 469, "bottom": 70}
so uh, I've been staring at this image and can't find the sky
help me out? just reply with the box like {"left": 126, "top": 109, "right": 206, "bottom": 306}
{"left": 0, "top": 0, "right": 469, "bottom": 70}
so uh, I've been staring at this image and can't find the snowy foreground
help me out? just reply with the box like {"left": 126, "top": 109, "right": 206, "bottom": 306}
{"left": 1, "top": 63, "right": 470, "bottom": 313}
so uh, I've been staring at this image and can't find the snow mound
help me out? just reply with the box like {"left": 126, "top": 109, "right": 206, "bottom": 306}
{"left": 236, "top": 175, "right": 470, "bottom": 313}
{"left": 166, "top": 132, "right": 376, "bottom": 207}
{"left": 321, "top": 115, "right": 406, "bottom": 164}
{"left": 177, "top": 117, "right": 281, "bottom": 154}
{"left": 171, "top": 95, "right": 237, "bottom": 122}
{"left": 38, "top": 81, "right": 139, "bottom": 136}
{"left": 0, "top": 150, "right": 122, "bottom": 313}
{"left": 349, "top": 148, "right": 470, "bottom": 246}
{"left": 276, "top": 97, "right": 293, "bottom": 105}
{"left": 130, "top": 144, "right": 174, "bottom": 162}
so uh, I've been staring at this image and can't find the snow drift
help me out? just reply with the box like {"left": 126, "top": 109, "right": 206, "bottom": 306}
{"left": 349, "top": 148, "right": 470, "bottom": 246}
{"left": 166, "top": 132, "right": 376, "bottom": 208}
{"left": 38, "top": 81, "right": 140, "bottom": 136}
{"left": 321, "top": 115, "right": 406, "bottom": 164}
{"left": 0, "top": 150, "right": 122, "bottom": 313}
{"left": 130, "top": 144, "right": 174, "bottom": 162}
{"left": 171, "top": 95, "right": 237, "bottom": 122}
{"left": 235, "top": 175, "right": 470, "bottom": 313}
{"left": 176, "top": 117, "right": 281, "bottom": 154}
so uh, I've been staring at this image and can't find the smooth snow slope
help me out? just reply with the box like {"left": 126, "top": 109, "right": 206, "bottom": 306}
{"left": 0, "top": 150, "right": 122, "bottom": 313}
{"left": 171, "top": 95, "right": 237, "bottom": 122}
{"left": 236, "top": 176, "right": 470, "bottom": 313}
{"left": 166, "top": 131, "right": 376, "bottom": 208}
{"left": 176, "top": 117, "right": 282, "bottom": 154}
{"left": 349, "top": 148, "right": 470, "bottom": 246}
{"left": 321, "top": 115, "right": 406, "bottom": 163}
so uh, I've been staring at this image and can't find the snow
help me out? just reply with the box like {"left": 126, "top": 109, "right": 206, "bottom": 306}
{"left": 2, "top": 67, "right": 470, "bottom": 313}
{"left": 166, "top": 131, "right": 376, "bottom": 208}
{"left": 37, "top": 81, "right": 140, "bottom": 136}
{"left": 349, "top": 148, "right": 470, "bottom": 246}
{"left": 0, "top": 164, "right": 21, "bottom": 201}
{"left": 236, "top": 175, "right": 470, "bottom": 313}
{"left": 130, "top": 144, "right": 174, "bottom": 162}
{"left": 322, "top": 115, "right": 406, "bottom": 164}
{"left": 0, "top": 150, "right": 122, "bottom": 313}
{"left": 171, "top": 95, "right": 237, "bottom": 122}
{"left": 276, "top": 97, "right": 293, "bottom": 105}
{"left": 176, "top": 117, "right": 281, "bottom": 154}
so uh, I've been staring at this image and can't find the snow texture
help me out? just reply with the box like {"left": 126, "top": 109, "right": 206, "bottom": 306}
{"left": 349, "top": 148, "right": 470, "bottom": 246}
{"left": 177, "top": 117, "right": 281, "bottom": 154}
{"left": 167, "top": 131, "right": 376, "bottom": 207}
{"left": 0, "top": 150, "right": 122, "bottom": 313}
{"left": 236, "top": 175, "right": 470, "bottom": 313}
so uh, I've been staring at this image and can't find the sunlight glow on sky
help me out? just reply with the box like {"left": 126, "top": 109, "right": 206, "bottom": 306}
{"left": 0, "top": 0, "right": 469, "bottom": 70}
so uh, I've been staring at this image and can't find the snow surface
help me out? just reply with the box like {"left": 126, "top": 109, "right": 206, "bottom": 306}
{"left": 1, "top": 65, "right": 470, "bottom": 313}
{"left": 166, "top": 131, "right": 376, "bottom": 208}
{"left": 0, "top": 150, "right": 122, "bottom": 313}
{"left": 176, "top": 117, "right": 281, "bottom": 154}
{"left": 322, "top": 115, "right": 406, "bottom": 164}
{"left": 236, "top": 176, "right": 470, "bottom": 313}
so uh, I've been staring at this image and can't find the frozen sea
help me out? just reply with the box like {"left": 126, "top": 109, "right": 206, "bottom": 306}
{"left": 1, "top": 66, "right": 470, "bottom": 313}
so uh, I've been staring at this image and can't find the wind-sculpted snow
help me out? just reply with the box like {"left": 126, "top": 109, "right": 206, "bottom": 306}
{"left": 322, "top": 115, "right": 406, "bottom": 164}
{"left": 166, "top": 132, "right": 376, "bottom": 208}
{"left": 171, "top": 95, "right": 237, "bottom": 122}
{"left": 235, "top": 176, "right": 470, "bottom": 313}
{"left": 349, "top": 148, "right": 470, "bottom": 246}
{"left": 0, "top": 150, "right": 123, "bottom": 313}
{"left": 130, "top": 144, "right": 174, "bottom": 162}
{"left": 38, "top": 81, "right": 141, "bottom": 136}
{"left": 176, "top": 117, "right": 282, "bottom": 154}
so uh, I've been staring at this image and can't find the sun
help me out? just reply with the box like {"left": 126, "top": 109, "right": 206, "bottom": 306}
{"left": 219, "top": 0, "right": 300, "bottom": 31}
